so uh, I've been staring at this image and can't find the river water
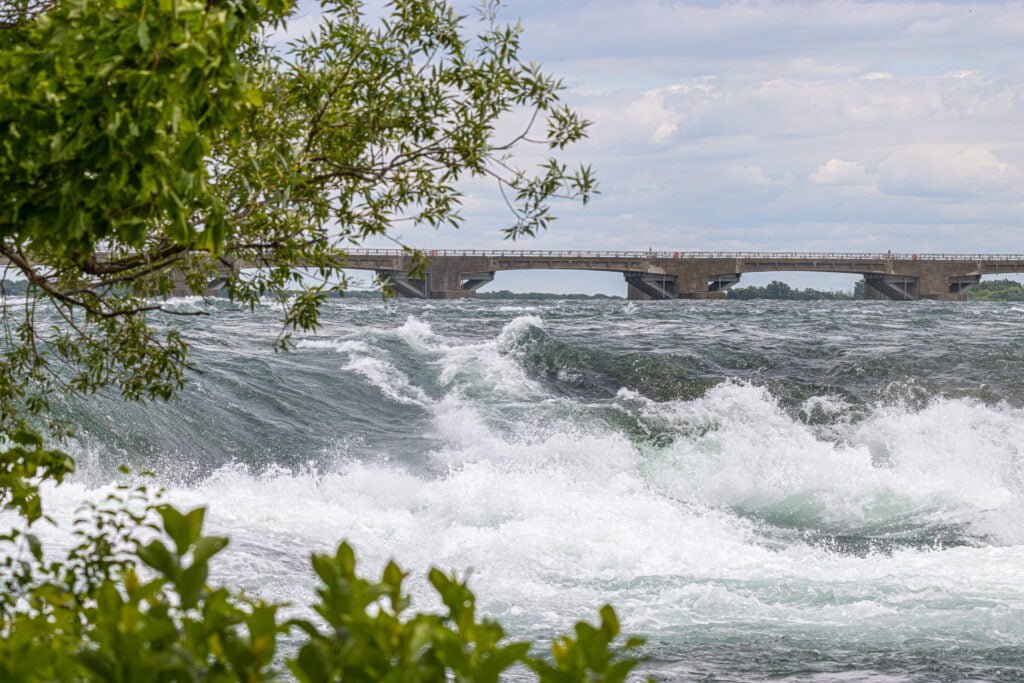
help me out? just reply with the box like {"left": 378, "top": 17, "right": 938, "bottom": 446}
{"left": 42, "top": 298, "right": 1024, "bottom": 680}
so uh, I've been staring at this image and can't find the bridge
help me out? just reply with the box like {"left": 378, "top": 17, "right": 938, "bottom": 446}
{"left": 337, "top": 249, "right": 1024, "bottom": 300}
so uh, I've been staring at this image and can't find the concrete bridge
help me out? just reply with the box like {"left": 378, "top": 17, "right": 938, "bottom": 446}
{"left": 337, "top": 249, "right": 1024, "bottom": 300}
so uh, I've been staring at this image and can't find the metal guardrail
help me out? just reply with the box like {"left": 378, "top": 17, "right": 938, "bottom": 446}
{"left": 345, "top": 249, "right": 1024, "bottom": 261}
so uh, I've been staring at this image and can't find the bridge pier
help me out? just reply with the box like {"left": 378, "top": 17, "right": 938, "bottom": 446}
{"left": 377, "top": 259, "right": 495, "bottom": 299}
{"left": 171, "top": 270, "right": 190, "bottom": 297}
{"left": 949, "top": 275, "right": 980, "bottom": 296}
{"left": 626, "top": 283, "right": 646, "bottom": 300}
{"left": 205, "top": 261, "right": 240, "bottom": 296}
{"left": 669, "top": 269, "right": 739, "bottom": 299}
{"left": 624, "top": 272, "right": 677, "bottom": 299}
{"left": 914, "top": 270, "right": 976, "bottom": 300}
{"left": 864, "top": 274, "right": 917, "bottom": 301}
{"left": 862, "top": 272, "right": 980, "bottom": 301}
{"left": 461, "top": 271, "right": 495, "bottom": 293}
{"left": 169, "top": 260, "right": 239, "bottom": 297}
{"left": 378, "top": 269, "right": 429, "bottom": 298}
{"left": 710, "top": 274, "right": 741, "bottom": 293}
{"left": 625, "top": 271, "right": 737, "bottom": 299}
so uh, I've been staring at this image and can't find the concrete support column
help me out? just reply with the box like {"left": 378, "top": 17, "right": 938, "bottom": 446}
{"left": 709, "top": 274, "right": 741, "bottom": 292}
{"left": 862, "top": 277, "right": 886, "bottom": 300}
{"left": 170, "top": 270, "right": 190, "bottom": 297}
{"left": 864, "top": 274, "right": 918, "bottom": 300}
{"left": 949, "top": 275, "right": 980, "bottom": 296}
{"left": 204, "top": 261, "right": 240, "bottom": 296}
{"left": 623, "top": 272, "right": 677, "bottom": 299}
{"left": 461, "top": 272, "right": 495, "bottom": 293}
{"left": 673, "top": 268, "right": 727, "bottom": 299}
{"left": 627, "top": 284, "right": 650, "bottom": 300}
{"left": 426, "top": 269, "right": 472, "bottom": 298}
{"left": 917, "top": 273, "right": 965, "bottom": 300}
{"left": 380, "top": 257, "right": 496, "bottom": 298}
{"left": 377, "top": 269, "right": 428, "bottom": 298}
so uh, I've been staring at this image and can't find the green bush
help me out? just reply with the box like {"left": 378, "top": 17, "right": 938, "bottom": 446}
{"left": 0, "top": 482, "right": 646, "bottom": 682}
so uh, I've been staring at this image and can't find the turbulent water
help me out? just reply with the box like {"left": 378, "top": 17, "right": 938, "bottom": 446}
{"left": 36, "top": 298, "right": 1024, "bottom": 680}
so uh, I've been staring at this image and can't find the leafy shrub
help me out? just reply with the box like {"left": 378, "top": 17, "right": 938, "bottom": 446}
{"left": 0, "top": 481, "right": 646, "bottom": 682}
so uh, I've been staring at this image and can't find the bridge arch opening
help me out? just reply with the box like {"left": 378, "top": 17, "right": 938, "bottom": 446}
{"left": 729, "top": 272, "right": 863, "bottom": 299}
{"left": 980, "top": 273, "right": 1024, "bottom": 283}
{"left": 477, "top": 270, "right": 624, "bottom": 297}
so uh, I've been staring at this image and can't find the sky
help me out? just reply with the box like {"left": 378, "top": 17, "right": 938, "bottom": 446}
{"left": 295, "top": 1, "right": 1024, "bottom": 294}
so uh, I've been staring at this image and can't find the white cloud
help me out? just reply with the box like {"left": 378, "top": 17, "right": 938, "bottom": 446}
{"left": 342, "top": 0, "right": 1024, "bottom": 274}
{"left": 945, "top": 70, "right": 984, "bottom": 80}
{"left": 729, "top": 165, "right": 777, "bottom": 188}
{"left": 519, "top": 1, "right": 1024, "bottom": 76}
{"left": 877, "top": 145, "right": 1024, "bottom": 200}
{"left": 788, "top": 57, "right": 862, "bottom": 77}
{"left": 809, "top": 159, "right": 871, "bottom": 186}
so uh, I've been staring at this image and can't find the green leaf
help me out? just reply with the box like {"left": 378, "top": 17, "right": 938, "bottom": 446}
{"left": 137, "top": 539, "right": 177, "bottom": 578}
{"left": 10, "top": 429, "right": 42, "bottom": 447}
{"left": 335, "top": 541, "right": 356, "bottom": 576}
{"left": 136, "top": 19, "right": 151, "bottom": 52}
{"left": 24, "top": 533, "right": 42, "bottom": 562}
{"left": 382, "top": 559, "right": 404, "bottom": 587}
{"left": 248, "top": 603, "right": 279, "bottom": 642}
{"left": 77, "top": 649, "right": 116, "bottom": 679}
{"left": 159, "top": 505, "right": 205, "bottom": 555}
{"left": 291, "top": 642, "right": 331, "bottom": 682}
{"left": 599, "top": 604, "right": 620, "bottom": 639}
{"left": 193, "top": 535, "right": 229, "bottom": 566}
{"left": 177, "top": 561, "right": 208, "bottom": 609}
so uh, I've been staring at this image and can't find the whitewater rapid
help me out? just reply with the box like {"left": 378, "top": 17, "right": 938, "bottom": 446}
{"left": 27, "top": 300, "right": 1024, "bottom": 679}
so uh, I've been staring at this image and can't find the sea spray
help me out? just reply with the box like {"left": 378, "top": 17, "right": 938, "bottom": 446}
{"left": 25, "top": 298, "right": 1024, "bottom": 679}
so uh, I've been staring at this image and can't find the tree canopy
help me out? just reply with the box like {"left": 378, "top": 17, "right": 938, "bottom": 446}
{"left": 0, "top": 0, "right": 594, "bottom": 504}
{"left": 0, "top": 3, "right": 638, "bottom": 680}
{"left": 726, "top": 280, "right": 859, "bottom": 301}
{"left": 964, "top": 279, "right": 1024, "bottom": 301}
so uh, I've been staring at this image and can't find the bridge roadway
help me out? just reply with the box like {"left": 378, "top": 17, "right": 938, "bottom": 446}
{"left": 338, "top": 249, "right": 1024, "bottom": 300}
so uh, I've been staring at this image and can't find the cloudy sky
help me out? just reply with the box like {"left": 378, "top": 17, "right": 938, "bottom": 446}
{"left": 324, "top": 0, "right": 1024, "bottom": 293}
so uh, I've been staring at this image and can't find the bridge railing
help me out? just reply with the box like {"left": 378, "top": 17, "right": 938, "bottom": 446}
{"left": 343, "top": 249, "right": 1024, "bottom": 261}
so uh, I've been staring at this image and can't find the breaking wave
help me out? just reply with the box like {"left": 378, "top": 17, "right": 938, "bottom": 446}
{"left": 26, "top": 300, "right": 1024, "bottom": 679}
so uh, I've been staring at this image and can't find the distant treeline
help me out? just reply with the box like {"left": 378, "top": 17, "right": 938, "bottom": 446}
{"left": 965, "top": 279, "right": 1024, "bottom": 301}
{"left": 726, "top": 280, "right": 862, "bottom": 300}
{"left": 476, "top": 290, "right": 621, "bottom": 300}
{"left": 340, "top": 289, "right": 620, "bottom": 300}
{"left": 727, "top": 279, "right": 1024, "bottom": 301}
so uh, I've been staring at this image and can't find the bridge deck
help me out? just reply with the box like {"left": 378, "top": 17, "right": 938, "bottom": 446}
{"left": 6, "top": 249, "right": 1019, "bottom": 301}
{"left": 343, "top": 249, "right": 1024, "bottom": 264}
{"left": 336, "top": 249, "right": 1024, "bottom": 301}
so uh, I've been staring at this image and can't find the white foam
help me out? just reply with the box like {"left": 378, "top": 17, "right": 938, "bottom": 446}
{"left": 800, "top": 394, "right": 854, "bottom": 420}
{"left": 29, "top": 413, "right": 1024, "bottom": 644}
{"left": 492, "top": 305, "right": 541, "bottom": 313}
{"left": 295, "top": 338, "right": 372, "bottom": 354}
{"left": 637, "top": 382, "right": 1024, "bottom": 541}
{"left": 290, "top": 314, "right": 550, "bottom": 408}
{"left": 392, "top": 315, "right": 438, "bottom": 349}
{"left": 342, "top": 356, "right": 431, "bottom": 406}
{"left": 18, "top": 314, "right": 1024, "bottom": 651}
{"left": 432, "top": 316, "right": 546, "bottom": 399}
